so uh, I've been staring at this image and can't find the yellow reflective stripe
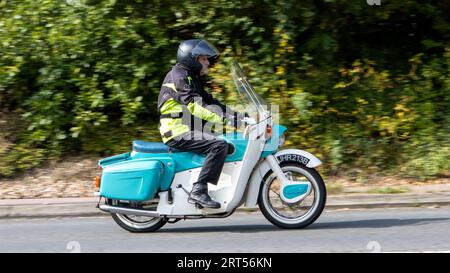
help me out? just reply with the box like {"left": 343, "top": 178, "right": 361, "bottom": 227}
{"left": 160, "top": 98, "right": 183, "bottom": 114}
{"left": 163, "top": 83, "right": 177, "bottom": 92}
{"left": 159, "top": 118, "right": 189, "bottom": 143}
{"left": 187, "top": 102, "right": 224, "bottom": 124}
{"left": 159, "top": 98, "right": 188, "bottom": 142}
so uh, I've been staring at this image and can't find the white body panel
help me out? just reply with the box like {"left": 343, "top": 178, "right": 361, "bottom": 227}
{"left": 157, "top": 162, "right": 242, "bottom": 215}
{"left": 156, "top": 119, "right": 268, "bottom": 216}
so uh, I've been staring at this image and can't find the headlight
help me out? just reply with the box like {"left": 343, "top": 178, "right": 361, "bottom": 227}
{"left": 279, "top": 133, "right": 286, "bottom": 147}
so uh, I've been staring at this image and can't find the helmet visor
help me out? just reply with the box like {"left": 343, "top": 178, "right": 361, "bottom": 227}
{"left": 191, "top": 40, "right": 219, "bottom": 59}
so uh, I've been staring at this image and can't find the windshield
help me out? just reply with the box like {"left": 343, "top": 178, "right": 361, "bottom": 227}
{"left": 230, "top": 61, "right": 270, "bottom": 122}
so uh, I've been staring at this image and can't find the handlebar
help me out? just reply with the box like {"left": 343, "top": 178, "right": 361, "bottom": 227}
{"left": 242, "top": 117, "right": 257, "bottom": 126}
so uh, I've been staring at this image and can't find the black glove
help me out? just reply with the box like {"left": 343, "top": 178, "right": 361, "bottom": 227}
{"left": 237, "top": 112, "right": 247, "bottom": 120}
{"left": 225, "top": 111, "right": 248, "bottom": 129}
{"left": 226, "top": 117, "right": 241, "bottom": 129}
{"left": 225, "top": 112, "right": 242, "bottom": 129}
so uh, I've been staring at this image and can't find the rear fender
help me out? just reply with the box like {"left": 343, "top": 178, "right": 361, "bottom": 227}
{"left": 98, "top": 152, "right": 131, "bottom": 168}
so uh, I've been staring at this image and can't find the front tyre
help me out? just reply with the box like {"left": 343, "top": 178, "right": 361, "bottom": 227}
{"left": 258, "top": 162, "right": 326, "bottom": 229}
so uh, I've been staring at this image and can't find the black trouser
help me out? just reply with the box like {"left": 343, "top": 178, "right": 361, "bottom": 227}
{"left": 165, "top": 131, "right": 229, "bottom": 185}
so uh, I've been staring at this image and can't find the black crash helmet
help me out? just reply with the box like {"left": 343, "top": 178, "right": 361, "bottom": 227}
{"left": 177, "top": 39, "right": 220, "bottom": 73}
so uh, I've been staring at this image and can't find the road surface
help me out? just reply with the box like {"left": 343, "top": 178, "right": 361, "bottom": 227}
{"left": 1, "top": 207, "right": 449, "bottom": 253}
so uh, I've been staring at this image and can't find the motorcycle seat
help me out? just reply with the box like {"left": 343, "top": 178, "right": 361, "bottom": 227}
{"left": 132, "top": 140, "right": 180, "bottom": 153}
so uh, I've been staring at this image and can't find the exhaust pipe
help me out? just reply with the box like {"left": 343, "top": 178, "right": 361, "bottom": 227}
{"left": 99, "top": 205, "right": 160, "bottom": 217}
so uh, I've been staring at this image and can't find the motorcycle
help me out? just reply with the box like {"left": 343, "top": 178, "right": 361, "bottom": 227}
{"left": 94, "top": 61, "right": 326, "bottom": 232}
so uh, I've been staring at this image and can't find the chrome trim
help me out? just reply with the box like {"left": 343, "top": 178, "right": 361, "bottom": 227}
{"left": 99, "top": 205, "right": 235, "bottom": 219}
{"left": 99, "top": 205, "right": 160, "bottom": 218}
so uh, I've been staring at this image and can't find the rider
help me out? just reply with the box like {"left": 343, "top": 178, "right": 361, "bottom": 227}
{"left": 158, "top": 39, "right": 241, "bottom": 209}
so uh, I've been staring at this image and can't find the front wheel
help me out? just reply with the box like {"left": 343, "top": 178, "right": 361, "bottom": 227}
{"left": 258, "top": 162, "right": 326, "bottom": 229}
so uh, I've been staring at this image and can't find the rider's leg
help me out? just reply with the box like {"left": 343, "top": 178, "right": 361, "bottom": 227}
{"left": 165, "top": 131, "right": 229, "bottom": 208}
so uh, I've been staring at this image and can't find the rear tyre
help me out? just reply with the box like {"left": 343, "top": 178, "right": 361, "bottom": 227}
{"left": 107, "top": 199, "right": 167, "bottom": 233}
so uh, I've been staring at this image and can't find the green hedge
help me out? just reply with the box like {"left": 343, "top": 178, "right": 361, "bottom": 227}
{"left": 1, "top": 0, "right": 449, "bottom": 179}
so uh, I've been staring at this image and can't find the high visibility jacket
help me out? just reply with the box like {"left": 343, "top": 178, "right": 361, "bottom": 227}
{"left": 157, "top": 64, "right": 233, "bottom": 143}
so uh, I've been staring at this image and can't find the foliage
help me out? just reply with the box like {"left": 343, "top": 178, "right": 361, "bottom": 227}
{"left": 0, "top": 0, "right": 449, "bottom": 179}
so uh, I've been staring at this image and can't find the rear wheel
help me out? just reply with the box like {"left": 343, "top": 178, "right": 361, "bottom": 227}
{"left": 107, "top": 199, "right": 167, "bottom": 233}
{"left": 258, "top": 162, "right": 326, "bottom": 229}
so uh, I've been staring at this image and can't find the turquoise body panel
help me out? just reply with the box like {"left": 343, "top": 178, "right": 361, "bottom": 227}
{"left": 98, "top": 152, "right": 131, "bottom": 166}
{"left": 261, "top": 124, "right": 287, "bottom": 158}
{"left": 283, "top": 184, "right": 309, "bottom": 199}
{"left": 100, "top": 160, "right": 163, "bottom": 201}
{"left": 99, "top": 124, "right": 286, "bottom": 201}
{"left": 126, "top": 131, "right": 248, "bottom": 174}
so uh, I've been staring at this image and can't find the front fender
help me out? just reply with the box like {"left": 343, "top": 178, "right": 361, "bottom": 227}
{"left": 243, "top": 149, "right": 322, "bottom": 208}
{"left": 275, "top": 149, "right": 322, "bottom": 168}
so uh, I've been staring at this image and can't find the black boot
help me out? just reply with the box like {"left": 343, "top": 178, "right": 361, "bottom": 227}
{"left": 188, "top": 182, "right": 221, "bottom": 209}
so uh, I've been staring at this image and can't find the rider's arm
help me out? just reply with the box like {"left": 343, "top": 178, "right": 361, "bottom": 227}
{"left": 198, "top": 80, "right": 238, "bottom": 121}
{"left": 175, "top": 77, "right": 228, "bottom": 124}
{"left": 210, "top": 98, "right": 238, "bottom": 121}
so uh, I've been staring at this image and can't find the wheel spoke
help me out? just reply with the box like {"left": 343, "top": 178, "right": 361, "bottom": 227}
{"left": 286, "top": 171, "right": 294, "bottom": 181}
{"left": 270, "top": 188, "right": 281, "bottom": 198}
